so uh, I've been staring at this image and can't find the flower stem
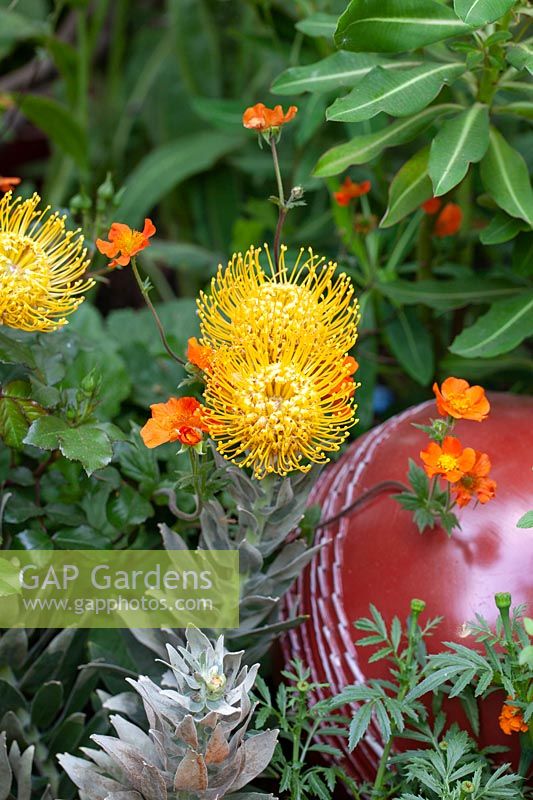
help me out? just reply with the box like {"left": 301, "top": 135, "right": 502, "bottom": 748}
{"left": 131, "top": 257, "right": 185, "bottom": 366}
{"left": 270, "top": 135, "right": 287, "bottom": 270}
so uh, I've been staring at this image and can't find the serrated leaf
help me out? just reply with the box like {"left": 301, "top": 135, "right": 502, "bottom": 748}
{"left": 327, "top": 63, "right": 464, "bottom": 122}
{"left": 450, "top": 291, "right": 533, "bottom": 358}
{"left": 348, "top": 702, "right": 374, "bottom": 750}
{"left": 480, "top": 128, "right": 533, "bottom": 225}
{"left": 15, "top": 94, "right": 88, "bottom": 169}
{"left": 23, "top": 417, "right": 114, "bottom": 475}
{"left": 454, "top": 0, "right": 515, "bottom": 25}
{"left": 0, "top": 383, "right": 45, "bottom": 450}
{"left": 381, "top": 147, "right": 432, "bottom": 227}
{"left": 335, "top": 0, "right": 471, "bottom": 54}
{"left": 314, "top": 104, "right": 457, "bottom": 176}
{"left": 429, "top": 104, "right": 489, "bottom": 196}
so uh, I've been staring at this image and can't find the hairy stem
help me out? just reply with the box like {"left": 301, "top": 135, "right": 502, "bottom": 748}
{"left": 131, "top": 257, "right": 185, "bottom": 366}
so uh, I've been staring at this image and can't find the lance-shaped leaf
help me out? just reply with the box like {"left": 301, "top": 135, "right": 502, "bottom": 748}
{"left": 480, "top": 212, "right": 529, "bottom": 245}
{"left": 335, "top": 0, "right": 471, "bottom": 54}
{"left": 272, "top": 52, "right": 381, "bottom": 95}
{"left": 429, "top": 103, "right": 489, "bottom": 196}
{"left": 295, "top": 13, "right": 336, "bottom": 38}
{"left": 480, "top": 128, "right": 533, "bottom": 225}
{"left": 381, "top": 147, "right": 433, "bottom": 228}
{"left": 450, "top": 291, "right": 533, "bottom": 358}
{"left": 506, "top": 42, "right": 533, "bottom": 75}
{"left": 315, "top": 104, "right": 458, "bottom": 176}
{"left": 454, "top": 0, "right": 516, "bottom": 26}
{"left": 327, "top": 63, "right": 464, "bottom": 122}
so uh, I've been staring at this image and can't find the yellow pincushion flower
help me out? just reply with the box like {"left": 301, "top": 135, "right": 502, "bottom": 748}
{"left": 0, "top": 191, "right": 93, "bottom": 332}
{"left": 205, "top": 341, "right": 357, "bottom": 478}
{"left": 197, "top": 244, "right": 359, "bottom": 478}
{"left": 197, "top": 245, "right": 358, "bottom": 359}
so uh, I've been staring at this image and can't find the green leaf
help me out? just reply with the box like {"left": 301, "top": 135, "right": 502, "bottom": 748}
{"left": 429, "top": 104, "right": 489, "bottom": 196}
{"left": 493, "top": 101, "right": 533, "bottom": 120}
{"left": 378, "top": 277, "right": 521, "bottom": 310}
{"left": 506, "top": 43, "right": 533, "bottom": 74}
{"left": 450, "top": 291, "right": 533, "bottom": 357}
{"left": 0, "top": 331, "right": 36, "bottom": 368}
{"left": 31, "top": 681, "right": 63, "bottom": 729}
{"left": 107, "top": 484, "right": 154, "bottom": 529}
{"left": 517, "top": 511, "right": 533, "bottom": 529}
{"left": 295, "top": 13, "right": 337, "bottom": 38}
{"left": 314, "top": 104, "right": 458, "bottom": 176}
{"left": 0, "top": 381, "right": 45, "bottom": 449}
{"left": 24, "top": 417, "right": 114, "bottom": 475}
{"left": 57, "top": 425, "right": 114, "bottom": 475}
{"left": 513, "top": 232, "right": 533, "bottom": 278}
{"left": 454, "top": 0, "right": 516, "bottom": 26}
{"left": 335, "top": 0, "right": 470, "bottom": 54}
{"left": 384, "top": 308, "right": 434, "bottom": 385}
{"left": 348, "top": 702, "right": 374, "bottom": 750}
{"left": 381, "top": 147, "right": 432, "bottom": 228}
{"left": 23, "top": 415, "right": 69, "bottom": 451}
{"left": 479, "top": 212, "right": 530, "bottom": 244}
{"left": 480, "top": 128, "right": 533, "bottom": 225}
{"left": 14, "top": 94, "right": 88, "bottom": 169}
{"left": 272, "top": 52, "right": 420, "bottom": 95}
{"left": 114, "top": 132, "right": 242, "bottom": 227}
{"left": 53, "top": 525, "right": 110, "bottom": 549}
{"left": 0, "top": 8, "right": 48, "bottom": 54}
{"left": 326, "top": 63, "right": 464, "bottom": 122}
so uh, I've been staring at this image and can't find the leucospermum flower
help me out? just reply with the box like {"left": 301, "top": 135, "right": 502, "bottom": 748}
{"left": 0, "top": 191, "right": 93, "bottom": 332}
{"left": 197, "top": 245, "right": 359, "bottom": 478}
{"left": 197, "top": 245, "right": 358, "bottom": 360}
{"left": 204, "top": 342, "right": 357, "bottom": 478}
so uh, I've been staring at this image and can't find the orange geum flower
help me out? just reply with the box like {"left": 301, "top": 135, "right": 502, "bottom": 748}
{"left": 433, "top": 377, "right": 490, "bottom": 422}
{"left": 334, "top": 177, "right": 371, "bottom": 207}
{"left": 420, "top": 436, "right": 476, "bottom": 483}
{"left": 452, "top": 451, "right": 497, "bottom": 508}
{"left": 434, "top": 202, "right": 462, "bottom": 237}
{"left": 242, "top": 103, "right": 297, "bottom": 133}
{"left": 0, "top": 176, "right": 21, "bottom": 193}
{"left": 140, "top": 396, "right": 209, "bottom": 449}
{"left": 96, "top": 218, "right": 155, "bottom": 268}
{"left": 187, "top": 337, "right": 214, "bottom": 373}
{"left": 499, "top": 698, "right": 529, "bottom": 735}
{"left": 422, "top": 197, "right": 442, "bottom": 215}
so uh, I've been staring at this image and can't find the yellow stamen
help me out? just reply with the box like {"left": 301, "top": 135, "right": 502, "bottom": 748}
{"left": 0, "top": 192, "right": 93, "bottom": 332}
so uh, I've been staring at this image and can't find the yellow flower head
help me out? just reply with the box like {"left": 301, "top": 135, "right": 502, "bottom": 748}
{"left": 197, "top": 245, "right": 358, "bottom": 359}
{"left": 199, "top": 245, "right": 359, "bottom": 478}
{"left": 0, "top": 191, "right": 93, "bottom": 332}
